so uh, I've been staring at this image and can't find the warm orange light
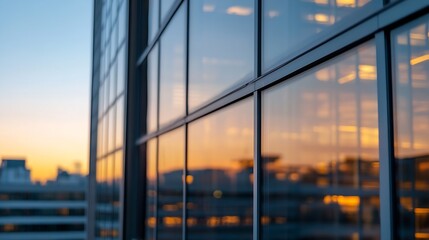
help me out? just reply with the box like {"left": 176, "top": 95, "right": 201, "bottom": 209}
{"left": 415, "top": 208, "right": 429, "bottom": 214}
{"left": 226, "top": 6, "right": 252, "bottom": 16}
{"left": 222, "top": 216, "right": 240, "bottom": 225}
{"left": 186, "top": 175, "right": 194, "bottom": 184}
{"left": 148, "top": 217, "right": 156, "bottom": 228}
{"left": 336, "top": 0, "right": 356, "bottom": 7}
{"left": 163, "top": 217, "right": 182, "bottom": 227}
{"left": 416, "top": 233, "right": 429, "bottom": 239}
{"left": 410, "top": 54, "right": 429, "bottom": 65}
{"left": 338, "top": 72, "right": 356, "bottom": 84}
{"left": 207, "top": 217, "right": 220, "bottom": 227}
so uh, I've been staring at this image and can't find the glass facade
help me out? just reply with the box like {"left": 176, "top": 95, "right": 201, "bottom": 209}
{"left": 392, "top": 14, "right": 429, "bottom": 240}
{"left": 262, "top": 42, "right": 379, "bottom": 239}
{"left": 89, "top": 0, "right": 429, "bottom": 240}
{"left": 90, "top": 0, "right": 128, "bottom": 240}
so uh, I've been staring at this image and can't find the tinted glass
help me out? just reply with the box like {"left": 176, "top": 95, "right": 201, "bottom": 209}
{"left": 158, "top": 127, "right": 185, "bottom": 239}
{"left": 161, "top": 0, "right": 176, "bottom": 21}
{"left": 117, "top": 45, "right": 126, "bottom": 95}
{"left": 262, "top": 42, "right": 379, "bottom": 239}
{"left": 149, "top": 0, "right": 159, "bottom": 42}
{"left": 188, "top": 98, "right": 253, "bottom": 239}
{"left": 115, "top": 96, "right": 124, "bottom": 148}
{"left": 145, "top": 139, "right": 157, "bottom": 240}
{"left": 148, "top": 45, "right": 159, "bottom": 133}
{"left": 263, "top": 0, "right": 373, "bottom": 71}
{"left": 159, "top": 6, "right": 186, "bottom": 126}
{"left": 189, "top": 0, "right": 254, "bottom": 111}
{"left": 392, "top": 15, "right": 429, "bottom": 240}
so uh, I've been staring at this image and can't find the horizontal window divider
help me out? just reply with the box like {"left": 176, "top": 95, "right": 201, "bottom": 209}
{"left": 136, "top": 0, "right": 185, "bottom": 67}
{"left": 96, "top": 147, "right": 124, "bottom": 160}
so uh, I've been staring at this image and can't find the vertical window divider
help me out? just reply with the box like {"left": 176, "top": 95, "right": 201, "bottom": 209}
{"left": 184, "top": 0, "right": 190, "bottom": 238}
{"left": 155, "top": 137, "right": 159, "bottom": 240}
{"left": 375, "top": 31, "right": 396, "bottom": 240}
{"left": 183, "top": 124, "right": 188, "bottom": 240}
{"left": 253, "top": 91, "right": 261, "bottom": 240}
{"left": 255, "top": 0, "right": 262, "bottom": 77}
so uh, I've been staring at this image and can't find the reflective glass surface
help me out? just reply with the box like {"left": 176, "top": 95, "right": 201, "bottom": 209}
{"left": 392, "top": 15, "right": 429, "bottom": 240}
{"left": 187, "top": 98, "right": 253, "bottom": 239}
{"left": 159, "top": 6, "right": 186, "bottom": 126}
{"left": 117, "top": 45, "right": 126, "bottom": 95}
{"left": 188, "top": 0, "right": 254, "bottom": 111}
{"left": 148, "top": 45, "right": 159, "bottom": 133}
{"left": 161, "top": 0, "right": 176, "bottom": 21}
{"left": 115, "top": 96, "right": 124, "bottom": 148}
{"left": 149, "top": 0, "right": 159, "bottom": 42}
{"left": 262, "top": 42, "right": 379, "bottom": 239}
{"left": 145, "top": 139, "right": 157, "bottom": 240}
{"left": 263, "top": 0, "right": 372, "bottom": 71}
{"left": 158, "top": 127, "right": 185, "bottom": 239}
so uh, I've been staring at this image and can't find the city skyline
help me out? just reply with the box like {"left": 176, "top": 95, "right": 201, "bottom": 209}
{"left": 0, "top": 0, "right": 92, "bottom": 182}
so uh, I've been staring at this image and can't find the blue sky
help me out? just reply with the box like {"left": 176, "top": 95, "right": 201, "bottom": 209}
{"left": 0, "top": 0, "right": 92, "bottom": 181}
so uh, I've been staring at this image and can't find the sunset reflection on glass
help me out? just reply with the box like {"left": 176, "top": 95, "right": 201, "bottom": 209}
{"left": 189, "top": 0, "right": 254, "bottom": 111}
{"left": 262, "top": 42, "right": 379, "bottom": 239}
{"left": 158, "top": 127, "right": 185, "bottom": 239}
{"left": 145, "top": 139, "right": 157, "bottom": 240}
{"left": 393, "top": 16, "right": 429, "bottom": 240}
{"left": 159, "top": 5, "right": 186, "bottom": 126}
{"left": 263, "top": 0, "right": 372, "bottom": 71}
{"left": 187, "top": 98, "right": 253, "bottom": 239}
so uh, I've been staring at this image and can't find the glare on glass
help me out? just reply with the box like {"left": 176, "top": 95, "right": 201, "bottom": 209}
{"left": 188, "top": 98, "right": 253, "bottom": 239}
{"left": 159, "top": 5, "right": 186, "bottom": 127}
{"left": 392, "top": 15, "right": 429, "bottom": 240}
{"left": 158, "top": 127, "right": 185, "bottom": 240}
{"left": 262, "top": 41, "right": 379, "bottom": 239}
{"left": 189, "top": 0, "right": 254, "bottom": 111}
{"left": 115, "top": 96, "right": 124, "bottom": 148}
{"left": 263, "top": 0, "right": 372, "bottom": 71}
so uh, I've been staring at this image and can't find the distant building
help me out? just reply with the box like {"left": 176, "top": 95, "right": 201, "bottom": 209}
{"left": 0, "top": 159, "right": 87, "bottom": 240}
{"left": 0, "top": 159, "right": 31, "bottom": 184}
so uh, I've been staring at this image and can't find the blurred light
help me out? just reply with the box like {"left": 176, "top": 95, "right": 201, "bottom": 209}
{"left": 226, "top": 6, "right": 253, "bottom": 16}
{"left": 338, "top": 72, "right": 356, "bottom": 84}
{"left": 164, "top": 217, "right": 182, "bottom": 226}
{"left": 313, "top": 0, "right": 329, "bottom": 5}
{"left": 337, "top": 0, "right": 356, "bottom": 7}
{"left": 268, "top": 10, "right": 280, "bottom": 18}
{"left": 222, "top": 216, "right": 240, "bottom": 225}
{"left": 213, "top": 190, "right": 223, "bottom": 199}
{"left": 203, "top": 4, "right": 215, "bottom": 12}
{"left": 186, "top": 175, "right": 194, "bottom": 184}
{"left": 415, "top": 208, "right": 429, "bottom": 214}
{"left": 410, "top": 54, "right": 429, "bottom": 65}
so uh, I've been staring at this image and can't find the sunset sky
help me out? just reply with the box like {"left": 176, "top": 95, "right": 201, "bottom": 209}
{"left": 0, "top": 0, "right": 92, "bottom": 182}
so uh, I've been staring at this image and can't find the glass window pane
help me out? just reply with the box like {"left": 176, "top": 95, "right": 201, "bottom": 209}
{"left": 116, "top": 97, "right": 124, "bottom": 148}
{"left": 158, "top": 127, "right": 185, "bottom": 239}
{"left": 189, "top": 0, "right": 255, "bottom": 111}
{"left": 145, "top": 139, "right": 157, "bottom": 240}
{"left": 108, "top": 108, "right": 116, "bottom": 152}
{"left": 149, "top": 0, "right": 159, "bottom": 42}
{"left": 161, "top": 0, "right": 176, "bottom": 21}
{"left": 112, "top": 150, "right": 123, "bottom": 239}
{"left": 117, "top": 45, "right": 126, "bottom": 95}
{"left": 159, "top": 6, "right": 186, "bottom": 127}
{"left": 118, "top": 2, "right": 127, "bottom": 43}
{"left": 263, "top": 0, "right": 373, "bottom": 71}
{"left": 188, "top": 98, "right": 253, "bottom": 239}
{"left": 145, "top": 45, "right": 158, "bottom": 134}
{"left": 262, "top": 42, "right": 379, "bottom": 239}
{"left": 392, "top": 15, "right": 429, "bottom": 240}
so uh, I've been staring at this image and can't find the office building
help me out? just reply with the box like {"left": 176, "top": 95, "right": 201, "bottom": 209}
{"left": 88, "top": 0, "right": 429, "bottom": 239}
{"left": 0, "top": 159, "right": 87, "bottom": 240}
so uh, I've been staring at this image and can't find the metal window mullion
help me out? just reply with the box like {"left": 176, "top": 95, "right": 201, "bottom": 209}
{"left": 183, "top": 0, "right": 190, "bottom": 238}
{"left": 375, "top": 31, "right": 396, "bottom": 240}
{"left": 253, "top": 91, "right": 261, "bottom": 240}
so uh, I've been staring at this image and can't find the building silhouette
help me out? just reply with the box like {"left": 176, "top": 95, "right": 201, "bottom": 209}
{"left": 0, "top": 158, "right": 87, "bottom": 240}
{"left": 88, "top": 1, "right": 429, "bottom": 240}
